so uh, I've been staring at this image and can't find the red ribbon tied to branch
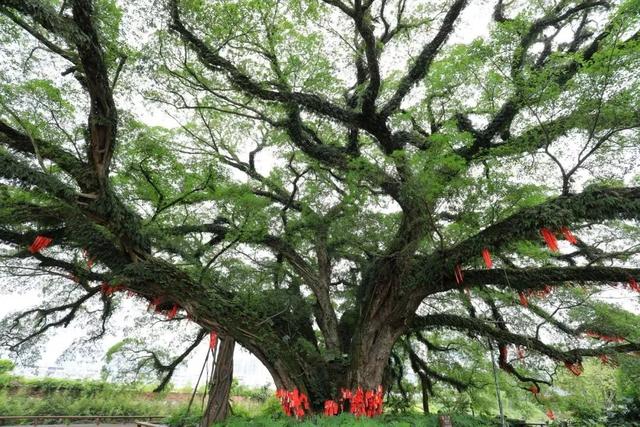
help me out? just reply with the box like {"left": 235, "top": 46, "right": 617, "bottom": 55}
{"left": 540, "top": 228, "right": 559, "bottom": 252}
{"left": 518, "top": 291, "right": 529, "bottom": 307}
{"left": 167, "top": 304, "right": 179, "bottom": 320}
{"left": 209, "top": 331, "right": 218, "bottom": 350}
{"left": 560, "top": 226, "right": 578, "bottom": 244}
{"left": 28, "top": 235, "right": 53, "bottom": 254}
{"left": 481, "top": 248, "right": 493, "bottom": 269}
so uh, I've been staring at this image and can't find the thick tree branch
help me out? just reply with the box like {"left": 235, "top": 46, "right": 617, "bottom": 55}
{"left": 381, "top": 0, "right": 469, "bottom": 117}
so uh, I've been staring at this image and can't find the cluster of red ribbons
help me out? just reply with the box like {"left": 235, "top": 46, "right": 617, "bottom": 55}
{"left": 585, "top": 330, "right": 625, "bottom": 343}
{"left": 323, "top": 399, "right": 339, "bottom": 416}
{"left": 28, "top": 235, "right": 52, "bottom": 253}
{"left": 453, "top": 226, "right": 579, "bottom": 288}
{"left": 541, "top": 225, "right": 579, "bottom": 252}
{"left": 275, "top": 389, "right": 310, "bottom": 418}
{"left": 209, "top": 331, "right": 218, "bottom": 350}
{"left": 278, "top": 386, "right": 383, "bottom": 418}
{"left": 35, "top": 243, "right": 207, "bottom": 326}
{"left": 348, "top": 386, "right": 384, "bottom": 417}
{"left": 564, "top": 361, "right": 583, "bottom": 376}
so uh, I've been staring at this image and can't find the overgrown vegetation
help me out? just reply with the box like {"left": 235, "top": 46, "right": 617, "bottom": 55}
{"left": 2, "top": 357, "right": 640, "bottom": 426}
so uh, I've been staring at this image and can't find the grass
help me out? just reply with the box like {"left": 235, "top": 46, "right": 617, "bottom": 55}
{"left": 212, "top": 414, "right": 497, "bottom": 427}
{"left": 0, "top": 372, "right": 500, "bottom": 426}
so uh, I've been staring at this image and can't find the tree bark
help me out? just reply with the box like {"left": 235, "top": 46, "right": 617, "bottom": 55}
{"left": 201, "top": 336, "right": 235, "bottom": 427}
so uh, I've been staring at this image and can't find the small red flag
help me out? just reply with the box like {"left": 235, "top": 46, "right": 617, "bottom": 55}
{"left": 561, "top": 226, "right": 578, "bottom": 244}
{"left": 528, "top": 384, "right": 539, "bottom": 395}
{"left": 209, "top": 331, "right": 218, "bottom": 350}
{"left": 481, "top": 248, "right": 492, "bottom": 269}
{"left": 518, "top": 292, "right": 529, "bottom": 307}
{"left": 629, "top": 277, "right": 639, "bottom": 292}
{"left": 540, "top": 228, "right": 559, "bottom": 252}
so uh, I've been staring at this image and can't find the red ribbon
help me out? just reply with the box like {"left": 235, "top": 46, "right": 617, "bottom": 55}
{"left": 518, "top": 292, "right": 529, "bottom": 307}
{"left": 209, "top": 331, "right": 218, "bottom": 350}
{"left": 540, "top": 228, "right": 559, "bottom": 252}
{"left": 323, "top": 400, "right": 339, "bottom": 416}
{"left": 560, "top": 226, "right": 577, "bottom": 244}
{"left": 481, "top": 248, "right": 492, "bottom": 269}
{"left": 167, "top": 304, "right": 179, "bottom": 320}
{"left": 28, "top": 235, "right": 53, "bottom": 254}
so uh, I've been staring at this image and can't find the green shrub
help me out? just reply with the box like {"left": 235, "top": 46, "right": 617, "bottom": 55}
{"left": 166, "top": 406, "right": 202, "bottom": 427}
{"left": 0, "top": 359, "right": 15, "bottom": 375}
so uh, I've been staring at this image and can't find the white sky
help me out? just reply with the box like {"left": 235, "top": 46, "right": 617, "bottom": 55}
{"left": 0, "top": 289, "right": 273, "bottom": 387}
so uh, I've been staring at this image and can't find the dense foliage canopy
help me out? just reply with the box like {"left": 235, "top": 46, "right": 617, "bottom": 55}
{"left": 1, "top": 0, "right": 639, "bottom": 414}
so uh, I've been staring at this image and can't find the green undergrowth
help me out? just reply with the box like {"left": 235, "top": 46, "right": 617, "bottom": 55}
{"left": 0, "top": 371, "right": 188, "bottom": 419}
{"left": 209, "top": 414, "right": 497, "bottom": 427}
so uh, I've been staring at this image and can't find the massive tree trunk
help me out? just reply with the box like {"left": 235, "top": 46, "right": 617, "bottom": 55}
{"left": 201, "top": 336, "right": 235, "bottom": 427}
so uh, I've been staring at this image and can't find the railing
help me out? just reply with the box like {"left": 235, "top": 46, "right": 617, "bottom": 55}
{"left": 0, "top": 415, "right": 166, "bottom": 426}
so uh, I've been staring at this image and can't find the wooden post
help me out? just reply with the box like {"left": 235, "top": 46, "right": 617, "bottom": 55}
{"left": 200, "top": 336, "right": 236, "bottom": 427}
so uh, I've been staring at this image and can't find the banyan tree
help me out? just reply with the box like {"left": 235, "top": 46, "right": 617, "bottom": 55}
{"left": 1, "top": 0, "right": 639, "bottom": 413}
